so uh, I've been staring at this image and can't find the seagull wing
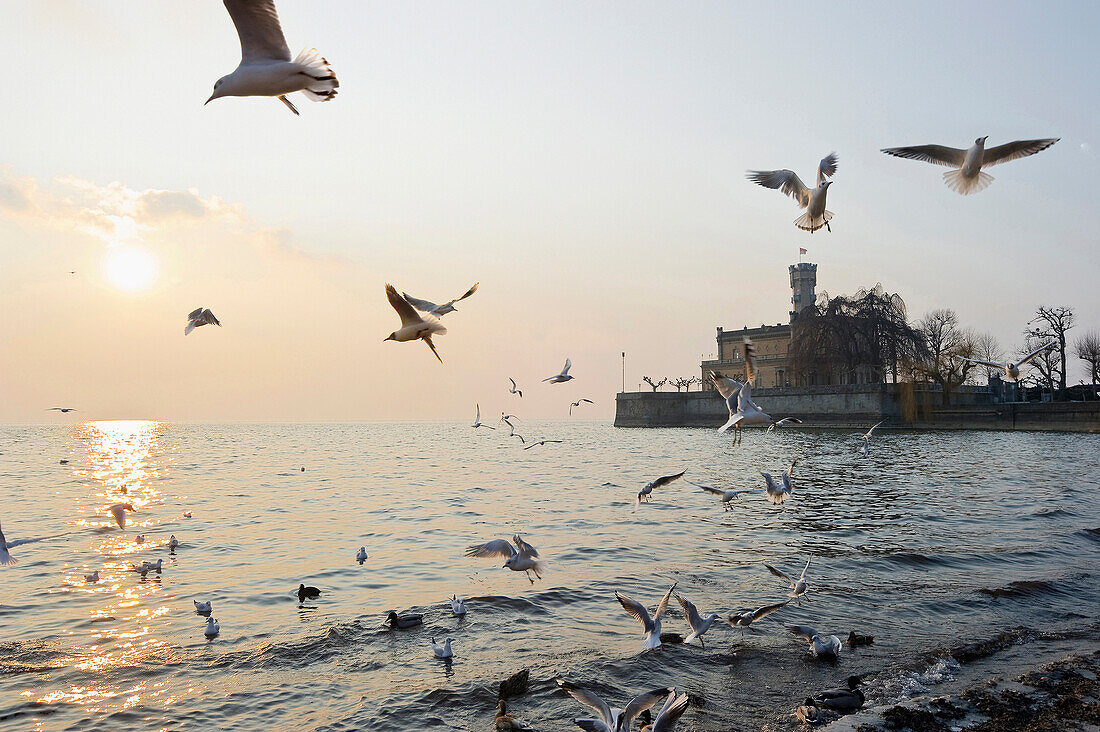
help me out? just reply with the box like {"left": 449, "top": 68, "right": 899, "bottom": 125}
{"left": 222, "top": 0, "right": 291, "bottom": 64}
{"left": 800, "top": 556, "right": 811, "bottom": 581}
{"left": 982, "top": 138, "right": 1059, "bottom": 167}
{"left": 654, "top": 583, "right": 677, "bottom": 622}
{"left": 737, "top": 382, "right": 755, "bottom": 412}
{"left": 652, "top": 692, "right": 690, "bottom": 732}
{"left": 752, "top": 600, "right": 789, "bottom": 620}
{"left": 747, "top": 169, "right": 811, "bottom": 207}
{"left": 788, "top": 624, "right": 820, "bottom": 641}
{"left": 817, "top": 152, "right": 838, "bottom": 186}
{"left": 691, "top": 481, "right": 726, "bottom": 496}
{"left": 761, "top": 472, "right": 779, "bottom": 491}
{"left": 187, "top": 307, "right": 204, "bottom": 320}
{"left": 650, "top": 471, "right": 686, "bottom": 489}
{"left": 880, "top": 144, "right": 966, "bottom": 167}
{"left": 512, "top": 534, "right": 539, "bottom": 558}
{"left": 561, "top": 358, "right": 572, "bottom": 376}
{"left": 401, "top": 292, "right": 441, "bottom": 313}
{"left": 509, "top": 378, "right": 517, "bottom": 390}
{"left": 581, "top": 399, "right": 594, "bottom": 404}
{"left": 623, "top": 687, "right": 677, "bottom": 729}
{"left": 1015, "top": 340, "right": 1057, "bottom": 367}
{"left": 555, "top": 679, "right": 615, "bottom": 729}
{"left": 455, "top": 281, "right": 479, "bottom": 302}
{"left": 676, "top": 593, "right": 705, "bottom": 632}
{"left": 742, "top": 339, "right": 757, "bottom": 383}
{"left": 863, "top": 420, "right": 884, "bottom": 439}
{"left": 202, "top": 309, "right": 221, "bottom": 327}
{"left": 616, "top": 591, "right": 655, "bottom": 633}
{"left": 709, "top": 371, "right": 743, "bottom": 400}
{"left": 385, "top": 284, "right": 424, "bottom": 328}
{"left": 465, "top": 539, "right": 516, "bottom": 558}
{"left": 764, "top": 563, "right": 796, "bottom": 588}
{"left": 3, "top": 537, "right": 44, "bottom": 549}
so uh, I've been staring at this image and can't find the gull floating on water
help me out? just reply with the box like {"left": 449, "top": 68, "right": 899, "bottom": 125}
{"left": 960, "top": 340, "right": 1057, "bottom": 382}
{"left": 402, "top": 282, "right": 479, "bottom": 317}
{"left": 472, "top": 404, "right": 495, "bottom": 429}
{"left": 881, "top": 137, "right": 1059, "bottom": 195}
{"left": 135, "top": 534, "right": 146, "bottom": 544}
{"left": 677, "top": 593, "right": 720, "bottom": 649}
{"left": 765, "top": 558, "right": 811, "bottom": 605}
{"left": 204, "top": 617, "right": 220, "bottom": 638}
{"left": 632, "top": 471, "right": 686, "bottom": 512}
{"left": 523, "top": 439, "right": 563, "bottom": 450}
{"left": 639, "top": 689, "right": 691, "bottom": 732}
{"left": 449, "top": 595, "right": 467, "bottom": 616}
{"left": 194, "top": 599, "right": 213, "bottom": 614}
{"left": 184, "top": 307, "right": 221, "bottom": 336}
{"left": 616, "top": 583, "right": 677, "bottom": 650}
{"left": 543, "top": 358, "right": 575, "bottom": 384}
{"left": 84, "top": 570, "right": 100, "bottom": 583}
{"left": 760, "top": 458, "right": 798, "bottom": 505}
{"left": 555, "top": 678, "right": 673, "bottom": 732}
{"left": 183, "top": 511, "right": 193, "bottom": 519}
{"left": 788, "top": 624, "right": 843, "bottom": 660}
{"left": 108, "top": 503, "right": 136, "bottom": 529}
{"left": 508, "top": 378, "right": 523, "bottom": 398}
{"left": 570, "top": 399, "right": 594, "bottom": 415}
{"left": 356, "top": 546, "right": 368, "bottom": 564}
{"left": 688, "top": 480, "right": 755, "bottom": 511}
{"left": 430, "top": 637, "right": 454, "bottom": 659}
{"left": 207, "top": 0, "right": 338, "bottom": 115}
{"left": 384, "top": 284, "right": 447, "bottom": 364}
{"left": 748, "top": 153, "right": 838, "bottom": 232}
{"left": 466, "top": 534, "right": 544, "bottom": 582}
{"left": 168, "top": 535, "right": 179, "bottom": 549}
{"left": 495, "top": 700, "right": 533, "bottom": 730}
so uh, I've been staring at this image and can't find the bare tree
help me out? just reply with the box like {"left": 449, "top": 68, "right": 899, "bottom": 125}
{"left": 642, "top": 376, "right": 668, "bottom": 392}
{"left": 1015, "top": 333, "right": 1058, "bottom": 393}
{"left": 1027, "top": 305, "right": 1075, "bottom": 394}
{"left": 970, "top": 332, "right": 1004, "bottom": 382}
{"left": 910, "top": 309, "right": 978, "bottom": 404}
{"left": 1075, "top": 330, "right": 1100, "bottom": 388}
{"left": 671, "top": 376, "right": 699, "bottom": 392}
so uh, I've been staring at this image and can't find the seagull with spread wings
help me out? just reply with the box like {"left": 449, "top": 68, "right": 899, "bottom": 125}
{"left": 570, "top": 398, "right": 594, "bottom": 415}
{"left": 860, "top": 420, "right": 884, "bottom": 457}
{"left": 677, "top": 593, "right": 720, "bottom": 648}
{"left": 718, "top": 340, "right": 800, "bottom": 443}
{"left": 465, "top": 534, "right": 544, "bottom": 582}
{"left": 555, "top": 678, "right": 673, "bottom": 732}
{"left": 471, "top": 404, "right": 495, "bottom": 429}
{"left": 688, "top": 480, "right": 755, "bottom": 511}
{"left": 523, "top": 439, "right": 563, "bottom": 450}
{"left": 960, "top": 340, "right": 1057, "bottom": 382}
{"left": 764, "top": 557, "right": 811, "bottom": 605}
{"left": 631, "top": 471, "right": 686, "bottom": 512}
{"left": 882, "top": 136, "right": 1058, "bottom": 195}
{"left": 544, "top": 358, "right": 575, "bottom": 384}
{"left": 616, "top": 583, "right": 677, "bottom": 650}
{"left": 402, "top": 282, "right": 479, "bottom": 317}
{"left": 639, "top": 690, "right": 691, "bottom": 732}
{"left": 508, "top": 378, "right": 523, "bottom": 398}
{"left": 760, "top": 458, "right": 797, "bottom": 505}
{"left": 185, "top": 308, "right": 221, "bottom": 335}
{"left": 748, "top": 153, "right": 838, "bottom": 232}
{"left": 0, "top": 523, "right": 47, "bottom": 566}
{"left": 727, "top": 600, "right": 789, "bottom": 637}
{"left": 207, "top": 0, "right": 338, "bottom": 115}
{"left": 47, "top": 407, "right": 78, "bottom": 413}
{"left": 383, "top": 284, "right": 447, "bottom": 364}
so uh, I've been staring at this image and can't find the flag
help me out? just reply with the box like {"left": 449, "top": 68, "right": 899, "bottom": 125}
{"left": 799, "top": 247, "right": 807, "bottom": 255}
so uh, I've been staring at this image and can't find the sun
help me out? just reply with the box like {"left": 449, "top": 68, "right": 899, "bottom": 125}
{"left": 103, "top": 246, "right": 157, "bottom": 292}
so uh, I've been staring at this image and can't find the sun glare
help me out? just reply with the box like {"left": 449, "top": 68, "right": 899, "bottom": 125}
{"left": 103, "top": 247, "right": 157, "bottom": 292}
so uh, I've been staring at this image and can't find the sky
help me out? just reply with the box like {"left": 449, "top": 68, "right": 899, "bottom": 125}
{"left": 0, "top": 1, "right": 1097, "bottom": 422}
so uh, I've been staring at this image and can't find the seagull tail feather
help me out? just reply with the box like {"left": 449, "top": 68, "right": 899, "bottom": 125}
{"left": 294, "top": 48, "right": 339, "bottom": 101}
{"left": 943, "top": 169, "right": 993, "bottom": 195}
{"left": 794, "top": 210, "right": 832, "bottom": 232}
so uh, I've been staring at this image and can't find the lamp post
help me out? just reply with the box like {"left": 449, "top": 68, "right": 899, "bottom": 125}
{"left": 621, "top": 352, "right": 626, "bottom": 393}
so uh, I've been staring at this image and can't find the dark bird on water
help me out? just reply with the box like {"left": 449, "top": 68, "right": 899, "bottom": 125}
{"left": 298, "top": 584, "right": 321, "bottom": 603}
{"left": 386, "top": 610, "right": 423, "bottom": 629}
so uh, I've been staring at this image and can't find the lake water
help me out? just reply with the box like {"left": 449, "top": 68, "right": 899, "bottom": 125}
{"left": 1, "top": 421, "right": 1098, "bottom": 731}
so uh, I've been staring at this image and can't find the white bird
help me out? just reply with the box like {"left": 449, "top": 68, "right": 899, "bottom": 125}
{"left": 748, "top": 153, "right": 838, "bottom": 232}
{"left": 383, "top": 283, "right": 447, "bottom": 364}
{"left": 717, "top": 340, "right": 800, "bottom": 443}
{"left": 861, "top": 421, "right": 884, "bottom": 441}
{"left": 640, "top": 690, "right": 691, "bottom": 732}
{"left": 108, "top": 503, "right": 136, "bottom": 529}
{"left": 135, "top": 534, "right": 146, "bottom": 544}
{"left": 523, "top": 439, "right": 563, "bottom": 450}
{"left": 860, "top": 420, "right": 884, "bottom": 457}
{"left": 168, "top": 535, "right": 179, "bottom": 549}
{"left": 760, "top": 459, "right": 798, "bottom": 505}
{"left": 632, "top": 471, "right": 686, "bottom": 512}
{"left": 616, "top": 583, "right": 677, "bottom": 650}
{"left": 430, "top": 637, "right": 454, "bottom": 659}
{"left": 184, "top": 307, "right": 221, "bottom": 336}
{"left": 555, "top": 678, "right": 673, "bottom": 732}
{"left": 204, "top": 617, "right": 220, "bottom": 638}
{"left": 766, "top": 417, "right": 804, "bottom": 433}
{"left": 356, "top": 546, "right": 368, "bottom": 564}
{"left": 194, "top": 599, "right": 212, "bottom": 614}
{"left": 709, "top": 371, "right": 743, "bottom": 401}
{"left": 449, "top": 595, "right": 467, "bottom": 616}
{"left": 508, "top": 378, "right": 523, "bottom": 398}
{"left": 727, "top": 600, "right": 789, "bottom": 637}
{"left": 569, "top": 398, "right": 594, "bottom": 415}
{"left": 402, "top": 282, "right": 479, "bottom": 317}
{"left": 472, "top": 404, "right": 495, "bottom": 429}
{"left": 677, "top": 593, "right": 720, "bottom": 649}
{"left": 135, "top": 559, "right": 163, "bottom": 575}
{"left": 543, "top": 358, "right": 575, "bottom": 384}
{"left": 765, "top": 558, "right": 811, "bottom": 605}
{"left": 960, "top": 340, "right": 1057, "bottom": 382}
{"left": 207, "top": 0, "right": 338, "bottom": 115}
{"left": 465, "top": 534, "right": 544, "bottom": 582}
{"left": 788, "top": 624, "right": 843, "bottom": 660}
{"left": 688, "top": 480, "right": 754, "bottom": 511}
{"left": 881, "top": 137, "right": 1059, "bottom": 195}
{"left": 84, "top": 570, "right": 100, "bottom": 583}
{"left": 132, "top": 562, "right": 150, "bottom": 577}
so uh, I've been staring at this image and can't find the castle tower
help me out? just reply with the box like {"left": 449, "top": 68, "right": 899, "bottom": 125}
{"left": 789, "top": 262, "right": 817, "bottom": 322}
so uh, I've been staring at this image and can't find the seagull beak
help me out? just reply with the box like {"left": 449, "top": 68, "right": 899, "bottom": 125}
{"left": 205, "top": 95, "right": 214, "bottom": 105}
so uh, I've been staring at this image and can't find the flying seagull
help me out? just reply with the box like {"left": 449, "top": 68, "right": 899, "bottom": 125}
{"left": 465, "top": 534, "right": 544, "bottom": 582}
{"left": 764, "top": 557, "right": 811, "bottom": 605}
{"left": 766, "top": 417, "right": 804, "bottom": 433}
{"left": 402, "top": 282, "right": 478, "bottom": 317}
{"left": 555, "top": 678, "right": 672, "bottom": 732}
{"left": 760, "top": 459, "right": 798, "bottom": 505}
{"left": 0, "top": 523, "right": 46, "bottom": 566}
{"left": 185, "top": 308, "right": 221, "bottom": 335}
{"left": 688, "top": 480, "right": 755, "bottom": 511}
{"left": 748, "top": 153, "right": 838, "bottom": 232}
{"left": 207, "top": 0, "right": 338, "bottom": 115}
{"left": 523, "top": 439, "right": 563, "bottom": 450}
{"left": 881, "top": 136, "right": 1058, "bottom": 195}
{"left": 383, "top": 284, "right": 447, "bottom": 364}
{"left": 108, "top": 502, "right": 136, "bottom": 529}
{"left": 727, "top": 600, "right": 789, "bottom": 637}
{"left": 47, "top": 407, "right": 78, "bottom": 413}
{"left": 718, "top": 340, "right": 799, "bottom": 443}
{"left": 632, "top": 471, "right": 686, "bottom": 512}
{"left": 860, "top": 420, "right": 884, "bottom": 457}
{"left": 508, "top": 378, "right": 523, "bottom": 398}
{"left": 960, "top": 340, "right": 1057, "bottom": 382}
{"left": 640, "top": 690, "right": 691, "bottom": 732}
{"left": 677, "top": 593, "right": 720, "bottom": 648}
{"left": 543, "top": 358, "right": 575, "bottom": 384}
{"left": 472, "top": 404, "right": 495, "bottom": 429}
{"left": 615, "top": 583, "right": 677, "bottom": 650}
{"left": 570, "top": 398, "right": 594, "bottom": 415}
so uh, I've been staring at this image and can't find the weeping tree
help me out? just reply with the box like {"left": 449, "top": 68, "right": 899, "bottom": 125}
{"left": 786, "top": 284, "right": 926, "bottom": 385}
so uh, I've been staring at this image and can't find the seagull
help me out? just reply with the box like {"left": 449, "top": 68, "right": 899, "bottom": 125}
{"left": 860, "top": 420, "right": 884, "bottom": 457}
{"left": 383, "top": 284, "right": 447, "bottom": 364}
{"left": 503, "top": 421, "right": 525, "bottom": 443}
{"left": 194, "top": 599, "right": 213, "bottom": 614}
{"left": 789, "top": 624, "right": 843, "bottom": 660}
{"left": 760, "top": 458, "right": 798, "bottom": 505}
{"left": 356, "top": 546, "right": 368, "bottom": 564}
{"left": 709, "top": 371, "right": 743, "bottom": 401}
{"left": 615, "top": 583, "right": 677, "bottom": 650}
{"left": 430, "top": 637, "right": 454, "bottom": 659}
{"left": 569, "top": 399, "right": 595, "bottom": 415}
{"left": 108, "top": 503, "right": 136, "bottom": 529}
{"left": 766, "top": 417, "right": 804, "bottom": 433}
{"left": 639, "top": 690, "right": 691, "bottom": 732}
{"left": 727, "top": 600, "right": 789, "bottom": 637}
{"left": 466, "top": 534, "right": 544, "bottom": 582}
{"left": 183, "top": 511, "right": 193, "bottom": 519}
{"left": 449, "top": 595, "right": 467, "bottom": 616}
{"left": 881, "top": 137, "right": 1059, "bottom": 195}
{"left": 84, "top": 570, "right": 100, "bottom": 583}
{"left": 204, "top": 617, "right": 220, "bottom": 638}
{"left": 168, "top": 535, "right": 179, "bottom": 549}
{"left": 677, "top": 593, "right": 720, "bottom": 649}
{"left": 748, "top": 153, "right": 838, "bottom": 232}
{"left": 523, "top": 439, "right": 563, "bottom": 450}
{"left": 688, "top": 480, "right": 755, "bottom": 511}
{"left": 47, "top": 407, "right": 78, "bottom": 413}
{"left": 184, "top": 307, "right": 221, "bottom": 335}
{"left": 764, "top": 558, "right": 811, "bottom": 605}
{"left": 555, "top": 678, "right": 673, "bottom": 732}
{"left": 960, "top": 340, "right": 1057, "bottom": 382}
{"left": 402, "top": 282, "right": 479, "bottom": 317}
{"left": 494, "top": 700, "right": 533, "bottom": 730}
{"left": 135, "top": 535, "right": 146, "bottom": 544}
{"left": 508, "top": 378, "right": 523, "bottom": 398}
{"left": 207, "top": 0, "right": 338, "bottom": 115}
{"left": 718, "top": 341, "right": 800, "bottom": 443}
{"left": 543, "top": 358, "right": 575, "bottom": 384}
{"left": 472, "top": 404, "right": 495, "bottom": 429}
{"left": 632, "top": 471, "right": 686, "bottom": 512}
{"left": 132, "top": 562, "right": 151, "bottom": 577}
{"left": 298, "top": 584, "right": 321, "bottom": 603}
